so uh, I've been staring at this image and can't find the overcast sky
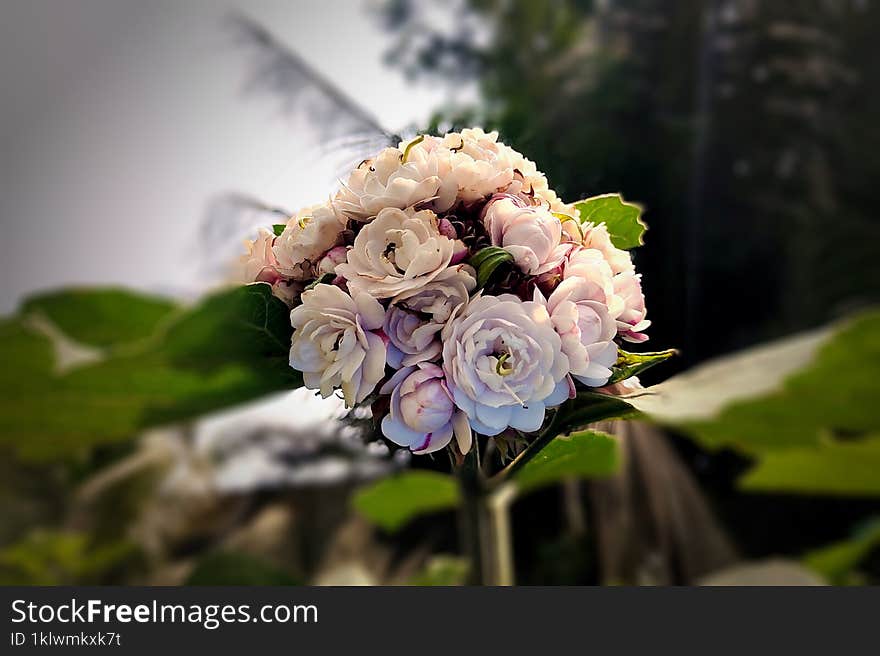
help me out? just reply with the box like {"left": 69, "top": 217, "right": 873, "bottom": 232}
{"left": 0, "top": 0, "right": 459, "bottom": 312}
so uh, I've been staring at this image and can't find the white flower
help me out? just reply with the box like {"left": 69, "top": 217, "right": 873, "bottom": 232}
{"left": 335, "top": 147, "right": 441, "bottom": 220}
{"left": 335, "top": 207, "right": 463, "bottom": 300}
{"left": 379, "top": 363, "right": 472, "bottom": 455}
{"left": 289, "top": 284, "right": 387, "bottom": 407}
{"left": 441, "top": 294, "right": 570, "bottom": 436}
{"left": 482, "top": 194, "right": 568, "bottom": 275}
{"left": 273, "top": 202, "right": 347, "bottom": 281}
{"left": 614, "top": 270, "right": 650, "bottom": 342}
{"left": 384, "top": 264, "right": 476, "bottom": 368}
{"left": 539, "top": 281, "right": 618, "bottom": 387}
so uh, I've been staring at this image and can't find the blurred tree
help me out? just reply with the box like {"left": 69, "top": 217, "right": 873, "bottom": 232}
{"left": 378, "top": 0, "right": 880, "bottom": 363}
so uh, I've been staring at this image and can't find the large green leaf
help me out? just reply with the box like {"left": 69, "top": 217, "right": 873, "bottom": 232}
{"left": 22, "top": 288, "right": 178, "bottom": 348}
{"left": 512, "top": 429, "right": 619, "bottom": 493}
{"left": 574, "top": 194, "right": 646, "bottom": 249}
{"left": 802, "top": 519, "right": 880, "bottom": 585}
{"left": 353, "top": 471, "right": 460, "bottom": 532}
{"left": 0, "top": 284, "right": 299, "bottom": 461}
{"left": 627, "top": 309, "right": 880, "bottom": 495}
{"left": 740, "top": 437, "right": 880, "bottom": 496}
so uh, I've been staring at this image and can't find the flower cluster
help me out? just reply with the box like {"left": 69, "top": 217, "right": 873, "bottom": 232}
{"left": 240, "top": 129, "right": 650, "bottom": 455}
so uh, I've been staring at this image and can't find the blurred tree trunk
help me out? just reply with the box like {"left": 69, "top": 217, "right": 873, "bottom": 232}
{"left": 589, "top": 421, "right": 738, "bottom": 584}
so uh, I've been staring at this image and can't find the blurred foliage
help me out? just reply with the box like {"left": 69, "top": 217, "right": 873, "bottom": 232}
{"left": 686, "top": 310, "right": 880, "bottom": 454}
{"left": 0, "top": 284, "right": 298, "bottom": 461}
{"left": 407, "top": 554, "right": 470, "bottom": 585}
{"left": 353, "top": 471, "right": 460, "bottom": 532}
{"left": 512, "top": 429, "right": 618, "bottom": 493}
{"left": 22, "top": 288, "right": 178, "bottom": 348}
{"left": 802, "top": 518, "right": 880, "bottom": 585}
{"left": 186, "top": 551, "right": 302, "bottom": 586}
{"left": 626, "top": 309, "right": 880, "bottom": 495}
{"left": 740, "top": 438, "right": 880, "bottom": 496}
{"left": 0, "top": 530, "right": 138, "bottom": 585}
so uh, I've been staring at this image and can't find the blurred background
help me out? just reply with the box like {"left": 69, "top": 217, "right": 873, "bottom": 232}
{"left": 1, "top": 0, "right": 878, "bottom": 585}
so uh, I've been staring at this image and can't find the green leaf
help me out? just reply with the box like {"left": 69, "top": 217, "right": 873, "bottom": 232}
{"left": 628, "top": 309, "right": 880, "bottom": 496}
{"left": 272, "top": 223, "right": 286, "bottom": 236}
{"left": 553, "top": 391, "right": 639, "bottom": 436}
{"left": 574, "top": 194, "right": 646, "bottom": 249}
{"left": 683, "top": 311, "right": 879, "bottom": 453}
{"left": 740, "top": 437, "right": 880, "bottom": 496}
{"left": 608, "top": 348, "right": 677, "bottom": 384}
{"left": 512, "top": 430, "right": 619, "bottom": 493}
{"left": 0, "top": 283, "right": 299, "bottom": 461}
{"left": 23, "top": 288, "right": 178, "bottom": 348}
{"left": 468, "top": 246, "right": 514, "bottom": 288}
{"left": 353, "top": 471, "right": 460, "bottom": 532}
{"left": 802, "top": 519, "right": 880, "bottom": 585}
{"left": 186, "top": 551, "right": 301, "bottom": 586}
{"left": 0, "top": 530, "right": 136, "bottom": 585}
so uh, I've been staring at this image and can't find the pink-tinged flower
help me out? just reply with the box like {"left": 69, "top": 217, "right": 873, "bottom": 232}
{"left": 379, "top": 363, "right": 472, "bottom": 455}
{"left": 441, "top": 294, "right": 570, "bottom": 436}
{"left": 335, "top": 207, "right": 465, "bottom": 300}
{"left": 562, "top": 246, "right": 619, "bottom": 315}
{"left": 238, "top": 230, "right": 304, "bottom": 305}
{"left": 614, "top": 270, "right": 650, "bottom": 342}
{"left": 239, "top": 227, "right": 279, "bottom": 284}
{"left": 289, "top": 284, "right": 387, "bottom": 407}
{"left": 384, "top": 265, "right": 476, "bottom": 368}
{"left": 538, "top": 282, "right": 618, "bottom": 387}
{"left": 563, "top": 245, "right": 650, "bottom": 342}
{"left": 273, "top": 202, "right": 347, "bottom": 281}
{"left": 481, "top": 194, "right": 569, "bottom": 276}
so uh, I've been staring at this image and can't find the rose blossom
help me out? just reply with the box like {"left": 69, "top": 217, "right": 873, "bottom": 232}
{"left": 335, "top": 207, "right": 464, "bottom": 300}
{"left": 273, "top": 202, "right": 347, "bottom": 280}
{"left": 441, "top": 294, "right": 571, "bottom": 436}
{"left": 384, "top": 264, "right": 476, "bottom": 368}
{"left": 379, "top": 363, "right": 472, "bottom": 455}
{"left": 539, "top": 282, "right": 618, "bottom": 387}
{"left": 482, "top": 194, "right": 569, "bottom": 276}
{"left": 289, "top": 283, "right": 386, "bottom": 407}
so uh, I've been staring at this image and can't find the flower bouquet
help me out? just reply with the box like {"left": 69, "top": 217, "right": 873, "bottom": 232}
{"left": 242, "top": 128, "right": 672, "bottom": 580}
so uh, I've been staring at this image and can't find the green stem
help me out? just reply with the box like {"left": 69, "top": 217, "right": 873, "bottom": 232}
{"left": 488, "top": 413, "right": 562, "bottom": 489}
{"left": 455, "top": 446, "right": 487, "bottom": 585}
